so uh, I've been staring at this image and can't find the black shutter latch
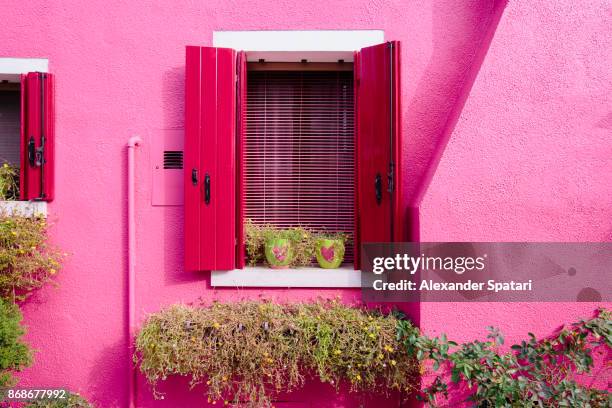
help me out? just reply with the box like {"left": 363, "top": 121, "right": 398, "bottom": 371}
{"left": 28, "top": 137, "right": 37, "bottom": 166}
{"left": 375, "top": 173, "right": 382, "bottom": 205}
{"left": 191, "top": 168, "right": 198, "bottom": 185}
{"left": 204, "top": 173, "right": 211, "bottom": 205}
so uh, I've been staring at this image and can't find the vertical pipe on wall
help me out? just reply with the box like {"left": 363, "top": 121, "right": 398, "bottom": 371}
{"left": 126, "top": 136, "right": 142, "bottom": 408}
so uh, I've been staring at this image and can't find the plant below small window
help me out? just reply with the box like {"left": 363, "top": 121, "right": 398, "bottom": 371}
{"left": 0, "top": 213, "right": 65, "bottom": 400}
{"left": 0, "top": 215, "right": 64, "bottom": 302}
{"left": 135, "top": 300, "right": 419, "bottom": 407}
{"left": 0, "top": 162, "right": 20, "bottom": 201}
{"left": 314, "top": 232, "right": 347, "bottom": 269}
{"left": 0, "top": 298, "right": 32, "bottom": 390}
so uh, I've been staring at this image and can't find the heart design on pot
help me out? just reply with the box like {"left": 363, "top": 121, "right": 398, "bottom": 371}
{"left": 272, "top": 245, "right": 287, "bottom": 262}
{"left": 320, "top": 245, "right": 335, "bottom": 262}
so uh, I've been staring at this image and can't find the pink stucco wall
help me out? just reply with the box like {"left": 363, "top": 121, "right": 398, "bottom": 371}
{"left": 2, "top": 0, "right": 610, "bottom": 407}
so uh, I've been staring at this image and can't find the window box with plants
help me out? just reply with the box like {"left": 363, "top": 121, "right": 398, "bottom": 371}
{"left": 135, "top": 300, "right": 420, "bottom": 407}
{"left": 245, "top": 220, "right": 350, "bottom": 270}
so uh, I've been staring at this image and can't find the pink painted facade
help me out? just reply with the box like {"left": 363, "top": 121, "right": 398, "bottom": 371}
{"left": 1, "top": 0, "right": 610, "bottom": 407}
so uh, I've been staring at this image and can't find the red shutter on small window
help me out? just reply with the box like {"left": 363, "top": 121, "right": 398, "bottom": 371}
{"left": 184, "top": 46, "right": 237, "bottom": 271}
{"left": 20, "top": 72, "right": 54, "bottom": 201}
{"left": 356, "top": 41, "right": 402, "bottom": 260}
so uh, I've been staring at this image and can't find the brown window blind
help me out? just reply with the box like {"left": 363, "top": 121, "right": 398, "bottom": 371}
{"left": 245, "top": 70, "right": 355, "bottom": 262}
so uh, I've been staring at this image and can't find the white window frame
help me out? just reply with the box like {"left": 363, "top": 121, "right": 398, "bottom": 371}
{"left": 0, "top": 58, "right": 48, "bottom": 82}
{"left": 0, "top": 58, "right": 49, "bottom": 216}
{"left": 210, "top": 30, "right": 384, "bottom": 288}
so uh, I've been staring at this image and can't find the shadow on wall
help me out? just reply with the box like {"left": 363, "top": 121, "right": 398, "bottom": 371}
{"left": 160, "top": 66, "right": 209, "bottom": 285}
{"left": 404, "top": 0, "right": 509, "bottom": 241}
{"left": 88, "top": 340, "right": 129, "bottom": 407}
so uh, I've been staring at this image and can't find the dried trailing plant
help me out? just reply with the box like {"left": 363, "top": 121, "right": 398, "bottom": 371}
{"left": 397, "top": 308, "right": 611, "bottom": 407}
{"left": 0, "top": 214, "right": 64, "bottom": 302}
{"left": 135, "top": 300, "right": 419, "bottom": 407}
{"left": 0, "top": 298, "right": 32, "bottom": 390}
{"left": 0, "top": 163, "right": 19, "bottom": 201}
{"left": 315, "top": 231, "right": 349, "bottom": 243}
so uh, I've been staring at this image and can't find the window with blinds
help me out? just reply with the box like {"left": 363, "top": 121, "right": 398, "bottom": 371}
{"left": 0, "top": 88, "right": 21, "bottom": 167}
{"left": 245, "top": 70, "right": 355, "bottom": 262}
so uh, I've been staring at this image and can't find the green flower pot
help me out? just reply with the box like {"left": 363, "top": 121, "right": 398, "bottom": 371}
{"left": 264, "top": 238, "right": 293, "bottom": 269}
{"left": 315, "top": 239, "right": 345, "bottom": 269}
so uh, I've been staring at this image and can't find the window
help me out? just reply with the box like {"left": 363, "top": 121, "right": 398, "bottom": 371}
{"left": 184, "top": 39, "right": 403, "bottom": 277}
{"left": 0, "top": 83, "right": 21, "bottom": 168}
{"left": 245, "top": 68, "right": 355, "bottom": 262}
{"left": 0, "top": 60, "right": 54, "bottom": 202}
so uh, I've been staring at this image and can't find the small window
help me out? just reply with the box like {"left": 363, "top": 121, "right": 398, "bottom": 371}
{"left": 244, "top": 67, "right": 355, "bottom": 262}
{"left": 0, "top": 82, "right": 21, "bottom": 167}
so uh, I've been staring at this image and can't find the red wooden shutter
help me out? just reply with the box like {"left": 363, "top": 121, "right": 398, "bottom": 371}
{"left": 356, "top": 41, "right": 402, "bottom": 256}
{"left": 184, "top": 46, "right": 237, "bottom": 271}
{"left": 20, "top": 72, "right": 54, "bottom": 201}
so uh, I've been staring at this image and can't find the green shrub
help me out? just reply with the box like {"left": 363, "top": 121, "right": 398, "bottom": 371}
{"left": 23, "top": 392, "right": 94, "bottom": 408}
{"left": 135, "top": 301, "right": 419, "bottom": 407}
{"left": 0, "top": 215, "right": 64, "bottom": 301}
{"left": 0, "top": 298, "right": 32, "bottom": 390}
{"left": 0, "top": 163, "right": 19, "bottom": 201}
{"left": 397, "top": 308, "right": 611, "bottom": 407}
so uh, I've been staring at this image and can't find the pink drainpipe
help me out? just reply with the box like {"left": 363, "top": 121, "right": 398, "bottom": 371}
{"left": 127, "top": 136, "right": 142, "bottom": 408}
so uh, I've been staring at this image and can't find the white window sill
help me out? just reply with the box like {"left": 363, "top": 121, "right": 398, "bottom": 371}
{"left": 0, "top": 201, "right": 47, "bottom": 217}
{"left": 211, "top": 265, "right": 361, "bottom": 288}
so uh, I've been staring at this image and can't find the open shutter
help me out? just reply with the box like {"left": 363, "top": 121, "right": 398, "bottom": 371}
{"left": 356, "top": 41, "right": 402, "bottom": 259}
{"left": 20, "top": 72, "right": 54, "bottom": 201}
{"left": 184, "top": 46, "right": 237, "bottom": 271}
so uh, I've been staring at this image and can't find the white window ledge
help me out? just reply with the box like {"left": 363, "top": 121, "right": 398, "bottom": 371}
{"left": 0, "top": 201, "right": 47, "bottom": 217}
{"left": 211, "top": 265, "right": 361, "bottom": 288}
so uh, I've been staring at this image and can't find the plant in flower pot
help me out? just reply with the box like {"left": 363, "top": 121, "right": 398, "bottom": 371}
{"left": 314, "top": 232, "right": 347, "bottom": 269}
{"left": 245, "top": 219, "right": 315, "bottom": 268}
